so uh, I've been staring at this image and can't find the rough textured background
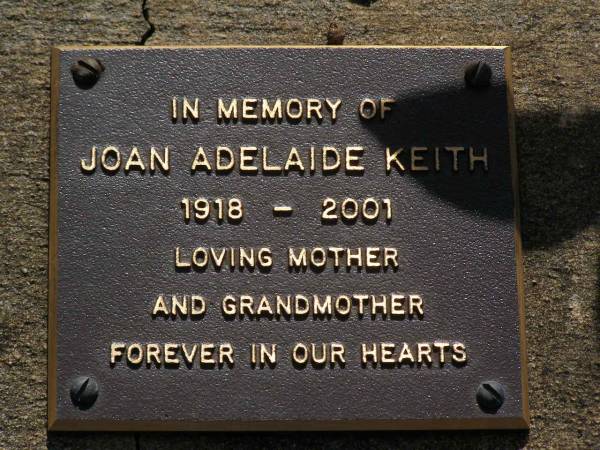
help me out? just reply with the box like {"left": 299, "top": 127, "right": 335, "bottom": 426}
{"left": 0, "top": 0, "right": 597, "bottom": 448}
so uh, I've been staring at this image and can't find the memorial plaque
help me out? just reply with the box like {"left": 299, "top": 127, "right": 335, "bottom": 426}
{"left": 49, "top": 46, "right": 528, "bottom": 430}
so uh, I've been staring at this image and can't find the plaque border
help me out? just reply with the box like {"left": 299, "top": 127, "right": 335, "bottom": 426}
{"left": 48, "top": 45, "right": 528, "bottom": 431}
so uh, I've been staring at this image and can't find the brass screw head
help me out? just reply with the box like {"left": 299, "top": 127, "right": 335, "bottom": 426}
{"left": 476, "top": 381, "right": 505, "bottom": 413}
{"left": 70, "top": 376, "right": 99, "bottom": 408}
{"left": 70, "top": 58, "right": 104, "bottom": 89}
{"left": 465, "top": 61, "right": 492, "bottom": 88}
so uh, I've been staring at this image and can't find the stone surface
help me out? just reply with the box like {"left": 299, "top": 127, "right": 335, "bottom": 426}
{"left": 0, "top": 0, "right": 598, "bottom": 448}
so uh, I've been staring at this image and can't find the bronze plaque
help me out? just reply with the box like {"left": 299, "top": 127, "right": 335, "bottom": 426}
{"left": 49, "top": 46, "right": 528, "bottom": 430}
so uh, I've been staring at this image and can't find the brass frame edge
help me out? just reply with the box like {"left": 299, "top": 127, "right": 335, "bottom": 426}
{"left": 504, "top": 47, "right": 530, "bottom": 428}
{"left": 48, "top": 47, "right": 61, "bottom": 431}
{"left": 49, "top": 416, "right": 528, "bottom": 432}
{"left": 47, "top": 45, "right": 527, "bottom": 432}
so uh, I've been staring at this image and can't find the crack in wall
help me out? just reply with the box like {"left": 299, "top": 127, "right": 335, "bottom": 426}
{"left": 138, "top": 0, "right": 155, "bottom": 45}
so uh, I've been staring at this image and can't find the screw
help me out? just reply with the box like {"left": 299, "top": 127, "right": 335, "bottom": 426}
{"left": 464, "top": 61, "right": 492, "bottom": 88}
{"left": 326, "top": 22, "right": 345, "bottom": 45}
{"left": 70, "top": 58, "right": 104, "bottom": 89}
{"left": 70, "top": 376, "right": 99, "bottom": 408}
{"left": 476, "top": 381, "right": 505, "bottom": 413}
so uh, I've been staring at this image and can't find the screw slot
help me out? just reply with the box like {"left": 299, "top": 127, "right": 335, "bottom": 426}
{"left": 70, "top": 376, "right": 99, "bottom": 409}
{"left": 70, "top": 57, "right": 104, "bottom": 89}
{"left": 464, "top": 61, "right": 492, "bottom": 88}
{"left": 476, "top": 380, "right": 505, "bottom": 413}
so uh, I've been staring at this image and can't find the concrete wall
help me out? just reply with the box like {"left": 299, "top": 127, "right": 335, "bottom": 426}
{"left": 0, "top": 1, "right": 598, "bottom": 448}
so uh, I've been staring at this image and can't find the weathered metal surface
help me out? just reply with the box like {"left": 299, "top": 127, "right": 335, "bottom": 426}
{"left": 49, "top": 46, "right": 527, "bottom": 430}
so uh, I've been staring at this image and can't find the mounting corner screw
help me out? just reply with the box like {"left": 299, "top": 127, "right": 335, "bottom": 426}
{"left": 326, "top": 22, "right": 345, "bottom": 45}
{"left": 70, "top": 376, "right": 99, "bottom": 409}
{"left": 476, "top": 381, "right": 505, "bottom": 413}
{"left": 464, "top": 61, "right": 492, "bottom": 88}
{"left": 71, "top": 58, "right": 104, "bottom": 89}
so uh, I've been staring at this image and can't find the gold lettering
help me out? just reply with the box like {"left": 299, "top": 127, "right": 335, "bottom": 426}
{"left": 150, "top": 146, "right": 169, "bottom": 173}
{"left": 174, "top": 247, "right": 191, "bottom": 269}
{"left": 386, "top": 147, "right": 405, "bottom": 173}
{"left": 345, "top": 146, "right": 364, "bottom": 173}
{"left": 284, "top": 147, "right": 305, "bottom": 172}
{"left": 398, "top": 343, "right": 415, "bottom": 364}
{"left": 217, "top": 98, "right": 237, "bottom": 120}
{"left": 146, "top": 344, "right": 160, "bottom": 365}
{"left": 445, "top": 146, "right": 465, "bottom": 172}
{"left": 242, "top": 98, "right": 258, "bottom": 119}
{"left": 409, "top": 295, "right": 424, "bottom": 316}
{"left": 124, "top": 147, "right": 145, "bottom": 173}
{"left": 127, "top": 343, "right": 143, "bottom": 365}
{"left": 469, "top": 146, "right": 488, "bottom": 171}
{"left": 306, "top": 99, "right": 323, "bottom": 120}
{"left": 417, "top": 343, "right": 433, "bottom": 364}
{"left": 452, "top": 343, "right": 467, "bottom": 363}
{"left": 361, "top": 343, "right": 378, "bottom": 363}
{"left": 239, "top": 146, "right": 258, "bottom": 172}
{"left": 262, "top": 99, "right": 282, "bottom": 120}
{"left": 152, "top": 295, "right": 169, "bottom": 317}
{"left": 110, "top": 342, "right": 125, "bottom": 364}
{"left": 286, "top": 98, "right": 303, "bottom": 119}
{"left": 262, "top": 147, "right": 282, "bottom": 173}
{"left": 358, "top": 98, "right": 377, "bottom": 119}
{"left": 181, "top": 343, "right": 197, "bottom": 364}
{"left": 292, "top": 343, "right": 308, "bottom": 364}
{"left": 380, "top": 98, "right": 395, "bottom": 119}
{"left": 410, "top": 146, "right": 428, "bottom": 171}
{"left": 380, "top": 343, "right": 396, "bottom": 364}
{"left": 81, "top": 146, "right": 97, "bottom": 172}
{"left": 191, "top": 147, "right": 211, "bottom": 172}
{"left": 216, "top": 146, "right": 235, "bottom": 172}
{"left": 322, "top": 146, "right": 340, "bottom": 173}
{"left": 164, "top": 343, "right": 180, "bottom": 365}
{"left": 101, "top": 146, "right": 121, "bottom": 172}
{"left": 325, "top": 98, "right": 342, "bottom": 120}
{"left": 331, "top": 343, "right": 345, "bottom": 364}
{"left": 182, "top": 97, "right": 199, "bottom": 120}
{"left": 434, "top": 342, "right": 450, "bottom": 363}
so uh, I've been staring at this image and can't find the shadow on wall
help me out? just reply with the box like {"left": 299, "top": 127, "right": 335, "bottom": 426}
{"left": 516, "top": 109, "right": 599, "bottom": 249}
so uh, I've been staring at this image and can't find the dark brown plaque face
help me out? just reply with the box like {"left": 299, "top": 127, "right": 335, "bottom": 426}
{"left": 49, "top": 46, "right": 528, "bottom": 431}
